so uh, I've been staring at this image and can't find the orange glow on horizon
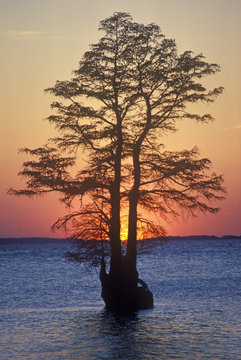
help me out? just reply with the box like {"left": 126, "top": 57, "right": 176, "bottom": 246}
{"left": 120, "top": 217, "right": 128, "bottom": 241}
{"left": 120, "top": 217, "right": 149, "bottom": 241}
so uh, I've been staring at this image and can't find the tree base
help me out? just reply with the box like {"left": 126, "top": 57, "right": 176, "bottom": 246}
{"left": 100, "top": 260, "right": 153, "bottom": 313}
{"left": 137, "top": 285, "right": 154, "bottom": 310}
{"left": 101, "top": 279, "right": 154, "bottom": 313}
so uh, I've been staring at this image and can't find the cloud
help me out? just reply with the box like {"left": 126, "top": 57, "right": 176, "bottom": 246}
{"left": 224, "top": 124, "right": 241, "bottom": 131}
{"left": 5, "top": 31, "right": 76, "bottom": 41}
{"left": 7, "top": 31, "right": 45, "bottom": 40}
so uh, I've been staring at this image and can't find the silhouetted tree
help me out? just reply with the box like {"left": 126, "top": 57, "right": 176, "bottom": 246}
{"left": 9, "top": 12, "right": 225, "bottom": 312}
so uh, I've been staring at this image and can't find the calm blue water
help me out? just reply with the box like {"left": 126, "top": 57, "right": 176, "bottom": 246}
{"left": 0, "top": 238, "right": 241, "bottom": 359}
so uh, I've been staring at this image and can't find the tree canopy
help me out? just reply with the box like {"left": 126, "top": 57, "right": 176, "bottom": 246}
{"left": 9, "top": 12, "right": 225, "bottom": 311}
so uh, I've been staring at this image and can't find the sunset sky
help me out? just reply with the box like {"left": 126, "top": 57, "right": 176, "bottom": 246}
{"left": 0, "top": 0, "right": 241, "bottom": 238}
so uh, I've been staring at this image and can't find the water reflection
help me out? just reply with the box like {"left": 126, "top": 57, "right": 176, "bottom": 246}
{"left": 72, "top": 309, "right": 164, "bottom": 359}
{"left": 98, "top": 311, "right": 152, "bottom": 360}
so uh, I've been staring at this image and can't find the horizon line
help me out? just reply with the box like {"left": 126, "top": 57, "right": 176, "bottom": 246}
{"left": 0, "top": 234, "right": 240, "bottom": 240}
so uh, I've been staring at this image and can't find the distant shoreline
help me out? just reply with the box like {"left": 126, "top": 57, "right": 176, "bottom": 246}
{"left": 0, "top": 237, "right": 69, "bottom": 244}
{"left": 0, "top": 235, "right": 240, "bottom": 245}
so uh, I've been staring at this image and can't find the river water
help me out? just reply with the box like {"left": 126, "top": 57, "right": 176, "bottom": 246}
{"left": 0, "top": 237, "right": 241, "bottom": 359}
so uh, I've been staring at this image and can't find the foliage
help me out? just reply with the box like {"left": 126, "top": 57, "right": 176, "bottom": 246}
{"left": 9, "top": 13, "right": 225, "bottom": 255}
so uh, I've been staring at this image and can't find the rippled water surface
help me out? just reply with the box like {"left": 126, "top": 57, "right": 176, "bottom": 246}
{"left": 0, "top": 238, "right": 241, "bottom": 359}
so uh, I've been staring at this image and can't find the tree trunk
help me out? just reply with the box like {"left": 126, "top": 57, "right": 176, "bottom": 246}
{"left": 100, "top": 87, "right": 153, "bottom": 313}
{"left": 100, "top": 163, "right": 153, "bottom": 312}
{"left": 125, "top": 139, "right": 153, "bottom": 312}
{"left": 100, "top": 255, "right": 153, "bottom": 313}
{"left": 100, "top": 143, "right": 153, "bottom": 313}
